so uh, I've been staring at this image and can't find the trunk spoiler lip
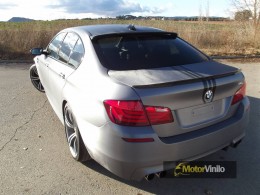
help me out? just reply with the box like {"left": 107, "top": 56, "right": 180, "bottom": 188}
{"left": 132, "top": 70, "right": 241, "bottom": 89}
{"left": 91, "top": 31, "right": 178, "bottom": 41}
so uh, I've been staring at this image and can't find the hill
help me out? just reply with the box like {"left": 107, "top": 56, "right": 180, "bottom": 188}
{"left": 8, "top": 17, "right": 34, "bottom": 22}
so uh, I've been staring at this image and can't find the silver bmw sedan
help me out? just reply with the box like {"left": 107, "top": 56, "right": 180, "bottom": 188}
{"left": 29, "top": 24, "right": 250, "bottom": 181}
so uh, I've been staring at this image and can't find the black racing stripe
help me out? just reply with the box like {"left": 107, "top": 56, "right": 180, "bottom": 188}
{"left": 175, "top": 66, "right": 217, "bottom": 103}
{"left": 185, "top": 70, "right": 201, "bottom": 78}
{"left": 179, "top": 66, "right": 202, "bottom": 79}
{"left": 201, "top": 78, "right": 209, "bottom": 90}
{"left": 208, "top": 78, "right": 213, "bottom": 89}
{"left": 202, "top": 78, "right": 209, "bottom": 102}
{"left": 211, "top": 78, "right": 217, "bottom": 100}
{"left": 180, "top": 66, "right": 212, "bottom": 103}
{"left": 208, "top": 78, "right": 216, "bottom": 92}
{"left": 203, "top": 78, "right": 216, "bottom": 102}
{"left": 170, "top": 66, "right": 198, "bottom": 79}
{"left": 212, "top": 78, "right": 216, "bottom": 91}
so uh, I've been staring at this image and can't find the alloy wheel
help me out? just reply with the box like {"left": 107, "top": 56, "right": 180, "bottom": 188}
{"left": 30, "top": 65, "right": 45, "bottom": 92}
{"left": 64, "top": 105, "right": 79, "bottom": 158}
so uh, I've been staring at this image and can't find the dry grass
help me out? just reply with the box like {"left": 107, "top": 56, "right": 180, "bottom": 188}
{"left": 0, "top": 19, "right": 259, "bottom": 60}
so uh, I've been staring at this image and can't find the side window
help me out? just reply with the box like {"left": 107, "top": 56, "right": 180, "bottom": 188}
{"left": 68, "top": 38, "right": 85, "bottom": 68}
{"left": 47, "top": 33, "right": 66, "bottom": 59}
{"left": 58, "top": 33, "right": 79, "bottom": 64}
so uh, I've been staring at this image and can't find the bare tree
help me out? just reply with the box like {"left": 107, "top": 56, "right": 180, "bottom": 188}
{"left": 198, "top": 0, "right": 210, "bottom": 22}
{"left": 232, "top": 0, "right": 260, "bottom": 34}
{"left": 206, "top": 0, "right": 210, "bottom": 22}
{"left": 199, "top": 2, "right": 203, "bottom": 22}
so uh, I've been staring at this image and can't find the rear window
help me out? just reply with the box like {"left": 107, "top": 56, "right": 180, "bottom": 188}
{"left": 93, "top": 34, "right": 209, "bottom": 70}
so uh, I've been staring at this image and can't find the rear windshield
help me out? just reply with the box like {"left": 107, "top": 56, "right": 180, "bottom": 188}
{"left": 93, "top": 34, "right": 209, "bottom": 70}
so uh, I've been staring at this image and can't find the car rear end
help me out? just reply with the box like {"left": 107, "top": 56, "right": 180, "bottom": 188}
{"left": 88, "top": 28, "right": 250, "bottom": 181}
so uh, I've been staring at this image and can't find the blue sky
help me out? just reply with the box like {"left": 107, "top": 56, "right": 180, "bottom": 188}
{"left": 0, "top": 0, "right": 232, "bottom": 21}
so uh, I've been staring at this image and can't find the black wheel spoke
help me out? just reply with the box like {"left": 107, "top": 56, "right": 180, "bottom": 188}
{"left": 39, "top": 83, "right": 43, "bottom": 91}
{"left": 31, "top": 76, "right": 39, "bottom": 81}
{"left": 30, "top": 65, "right": 44, "bottom": 93}
{"left": 68, "top": 132, "right": 77, "bottom": 148}
{"left": 33, "top": 67, "right": 38, "bottom": 76}
{"left": 37, "top": 82, "right": 42, "bottom": 91}
{"left": 65, "top": 112, "right": 74, "bottom": 128}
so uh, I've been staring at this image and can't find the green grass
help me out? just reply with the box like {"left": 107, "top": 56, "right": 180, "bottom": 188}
{"left": 0, "top": 19, "right": 259, "bottom": 60}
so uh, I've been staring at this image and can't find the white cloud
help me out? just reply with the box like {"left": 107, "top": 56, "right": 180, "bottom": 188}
{"left": 49, "top": 0, "right": 165, "bottom": 16}
{"left": 0, "top": 0, "right": 230, "bottom": 21}
{"left": 0, "top": 3, "right": 16, "bottom": 9}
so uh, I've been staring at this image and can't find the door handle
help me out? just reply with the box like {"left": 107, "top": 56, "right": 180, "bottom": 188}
{"left": 59, "top": 73, "right": 65, "bottom": 79}
{"left": 45, "top": 63, "right": 49, "bottom": 67}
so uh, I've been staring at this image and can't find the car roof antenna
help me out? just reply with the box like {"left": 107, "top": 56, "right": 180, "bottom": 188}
{"left": 128, "top": 24, "right": 136, "bottom": 31}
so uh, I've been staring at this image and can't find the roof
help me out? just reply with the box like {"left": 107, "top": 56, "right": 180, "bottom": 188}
{"left": 65, "top": 24, "right": 167, "bottom": 39}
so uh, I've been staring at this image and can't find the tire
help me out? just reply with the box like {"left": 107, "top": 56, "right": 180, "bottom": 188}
{"left": 29, "top": 64, "right": 45, "bottom": 93}
{"left": 64, "top": 103, "right": 91, "bottom": 162}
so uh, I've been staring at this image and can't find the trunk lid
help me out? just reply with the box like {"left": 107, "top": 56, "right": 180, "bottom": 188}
{"left": 108, "top": 61, "right": 244, "bottom": 137}
{"left": 108, "top": 61, "right": 238, "bottom": 87}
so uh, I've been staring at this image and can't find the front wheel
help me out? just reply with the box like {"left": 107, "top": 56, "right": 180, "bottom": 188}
{"left": 29, "top": 64, "right": 45, "bottom": 93}
{"left": 64, "top": 103, "right": 91, "bottom": 162}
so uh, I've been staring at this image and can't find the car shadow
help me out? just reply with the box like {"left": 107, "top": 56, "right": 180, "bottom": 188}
{"left": 82, "top": 96, "right": 260, "bottom": 194}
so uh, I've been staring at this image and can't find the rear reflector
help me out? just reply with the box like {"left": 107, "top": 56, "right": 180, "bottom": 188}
{"left": 122, "top": 138, "right": 154, "bottom": 142}
{"left": 231, "top": 82, "right": 246, "bottom": 105}
{"left": 103, "top": 100, "right": 173, "bottom": 126}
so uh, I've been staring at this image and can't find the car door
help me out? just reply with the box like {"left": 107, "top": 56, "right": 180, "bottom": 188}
{"left": 47, "top": 32, "right": 81, "bottom": 118}
{"left": 37, "top": 32, "right": 67, "bottom": 95}
{"left": 35, "top": 54, "right": 49, "bottom": 91}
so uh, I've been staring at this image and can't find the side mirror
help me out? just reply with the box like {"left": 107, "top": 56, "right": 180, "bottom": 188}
{"left": 30, "top": 48, "right": 49, "bottom": 56}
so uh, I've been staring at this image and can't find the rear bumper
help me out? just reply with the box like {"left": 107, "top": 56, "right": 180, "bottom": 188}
{"left": 81, "top": 97, "right": 250, "bottom": 181}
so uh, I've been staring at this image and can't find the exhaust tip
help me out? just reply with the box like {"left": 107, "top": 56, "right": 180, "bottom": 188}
{"left": 156, "top": 171, "right": 167, "bottom": 178}
{"left": 145, "top": 174, "right": 155, "bottom": 181}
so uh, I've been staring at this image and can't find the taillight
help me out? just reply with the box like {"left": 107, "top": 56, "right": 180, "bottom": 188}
{"left": 103, "top": 100, "right": 173, "bottom": 126}
{"left": 231, "top": 82, "right": 246, "bottom": 105}
{"left": 145, "top": 106, "right": 174, "bottom": 125}
{"left": 104, "top": 100, "right": 149, "bottom": 126}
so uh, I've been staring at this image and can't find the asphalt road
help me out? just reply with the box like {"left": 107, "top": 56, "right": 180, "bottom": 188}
{"left": 0, "top": 61, "right": 259, "bottom": 195}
